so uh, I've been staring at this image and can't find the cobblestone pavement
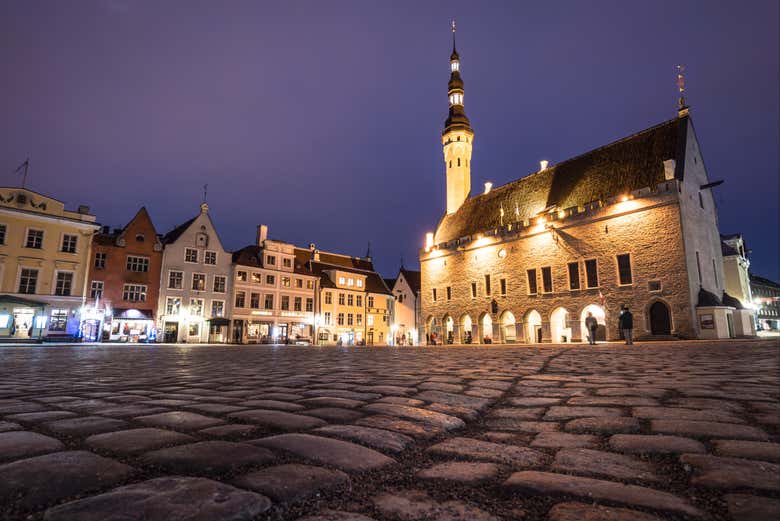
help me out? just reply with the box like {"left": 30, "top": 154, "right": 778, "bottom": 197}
{"left": 0, "top": 340, "right": 778, "bottom": 521}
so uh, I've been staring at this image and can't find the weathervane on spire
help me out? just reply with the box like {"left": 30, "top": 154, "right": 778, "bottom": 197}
{"left": 676, "top": 65, "right": 687, "bottom": 112}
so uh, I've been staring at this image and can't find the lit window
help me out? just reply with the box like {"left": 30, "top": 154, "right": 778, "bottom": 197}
{"left": 166, "top": 297, "right": 181, "bottom": 314}
{"left": 90, "top": 280, "right": 104, "bottom": 299}
{"left": 192, "top": 273, "right": 206, "bottom": 291}
{"left": 356, "top": 279, "right": 363, "bottom": 288}
{"left": 237, "top": 271, "right": 247, "bottom": 282}
{"left": 367, "top": 314, "right": 374, "bottom": 326}
{"left": 122, "top": 284, "right": 146, "bottom": 302}
{"left": 324, "top": 312, "right": 331, "bottom": 325}
{"left": 282, "top": 277, "right": 291, "bottom": 287}
{"left": 251, "top": 272, "right": 261, "bottom": 283}
{"left": 204, "top": 251, "right": 217, "bottom": 265}
{"left": 189, "top": 298, "right": 204, "bottom": 316}
{"left": 338, "top": 276, "right": 346, "bottom": 285}
{"left": 347, "top": 278, "right": 354, "bottom": 286}
{"left": 211, "top": 300, "right": 224, "bottom": 317}
{"left": 451, "top": 60, "right": 459, "bottom": 72}
{"left": 126, "top": 256, "right": 149, "bottom": 272}
{"left": 50, "top": 309, "right": 67, "bottom": 332}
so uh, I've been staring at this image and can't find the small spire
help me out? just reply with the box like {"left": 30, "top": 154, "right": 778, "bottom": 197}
{"left": 451, "top": 19, "right": 456, "bottom": 50}
{"left": 676, "top": 65, "right": 689, "bottom": 117}
{"left": 202, "top": 183, "right": 208, "bottom": 203}
{"left": 365, "top": 241, "right": 372, "bottom": 259}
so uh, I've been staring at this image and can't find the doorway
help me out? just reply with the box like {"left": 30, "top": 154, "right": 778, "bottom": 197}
{"left": 277, "top": 324, "right": 288, "bottom": 343}
{"left": 649, "top": 301, "right": 671, "bottom": 335}
{"left": 13, "top": 308, "right": 35, "bottom": 338}
{"left": 163, "top": 321, "right": 179, "bottom": 343}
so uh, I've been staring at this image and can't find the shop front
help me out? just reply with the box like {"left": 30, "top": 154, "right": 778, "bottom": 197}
{"left": 109, "top": 308, "right": 155, "bottom": 343}
{"left": 0, "top": 295, "right": 48, "bottom": 341}
{"left": 207, "top": 317, "right": 230, "bottom": 343}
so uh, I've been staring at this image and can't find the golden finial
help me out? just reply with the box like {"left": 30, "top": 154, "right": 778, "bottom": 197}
{"left": 676, "top": 65, "right": 687, "bottom": 110}
{"left": 451, "top": 19, "right": 456, "bottom": 33}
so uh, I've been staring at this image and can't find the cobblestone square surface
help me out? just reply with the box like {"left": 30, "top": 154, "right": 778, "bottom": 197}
{"left": 0, "top": 340, "right": 778, "bottom": 520}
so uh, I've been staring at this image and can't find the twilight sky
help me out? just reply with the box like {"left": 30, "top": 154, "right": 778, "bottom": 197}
{"left": 1, "top": 1, "right": 778, "bottom": 280}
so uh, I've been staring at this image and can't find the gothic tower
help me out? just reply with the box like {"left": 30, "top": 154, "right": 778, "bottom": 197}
{"left": 442, "top": 22, "right": 474, "bottom": 215}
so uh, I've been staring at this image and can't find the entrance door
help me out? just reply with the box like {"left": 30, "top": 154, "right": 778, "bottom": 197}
{"left": 649, "top": 302, "right": 671, "bottom": 335}
{"left": 163, "top": 321, "right": 179, "bottom": 343}
{"left": 277, "top": 324, "right": 288, "bottom": 344}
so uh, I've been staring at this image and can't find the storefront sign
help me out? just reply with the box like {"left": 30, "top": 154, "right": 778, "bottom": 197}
{"left": 700, "top": 314, "right": 715, "bottom": 329}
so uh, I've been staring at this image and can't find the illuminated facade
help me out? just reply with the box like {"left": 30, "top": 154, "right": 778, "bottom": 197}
{"left": 0, "top": 187, "right": 99, "bottom": 340}
{"left": 295, "top": 246, "right": 392, "bottom": 345}
{"left": 230, "top": 225, "right": 317, "bottom": 344}
{"left": 420, "top": 37, "right": 740, "bottom": 342}
{"left": 387, "top": 267, "right": 421, "bottom": 345}
{"left": 85, "top": 207, "right": 163, "bottom": 342}
{"left": 156, "top": 203, "right": 231, "bottom": 343}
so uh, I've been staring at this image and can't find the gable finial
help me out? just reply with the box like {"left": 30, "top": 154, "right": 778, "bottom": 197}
{"left": 202, "top": 183, "right": 208, "bottom": 203}
{"left": 677, "top": 65, "right": 689, "bottom": 117}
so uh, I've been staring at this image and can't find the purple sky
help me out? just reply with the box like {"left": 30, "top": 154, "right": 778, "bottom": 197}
{"left": 1, "top": 1, "right": 778, "bottom": 280}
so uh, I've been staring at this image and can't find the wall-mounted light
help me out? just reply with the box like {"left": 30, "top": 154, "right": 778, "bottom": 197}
{"left": 425, "top": 232, "right": 434, "bottom": 252}
{"left": 484, "top": 182, "right": 492, "bottom": 194}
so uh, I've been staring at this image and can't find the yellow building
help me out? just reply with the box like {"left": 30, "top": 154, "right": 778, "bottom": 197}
{"left": 295, "top": 246, "right": 392, "bottom": 345}
{"left": 0, "top": 187, "right": 99, "bottom": 340}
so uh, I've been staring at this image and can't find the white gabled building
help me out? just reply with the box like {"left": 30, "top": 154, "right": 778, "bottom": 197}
{"left": 387, "top": 267, "right": 422, "bottom": 345}
{"left": 157, "top": 203, "right": 232, "bottom": 343}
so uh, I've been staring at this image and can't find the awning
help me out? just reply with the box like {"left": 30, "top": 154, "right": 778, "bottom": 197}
{"left": 207, "top": 317, "right": 231, "bottom": 326}
{"left": 0, "top": 294, "right": 47, "bottom": 308}
{"left": 113, "top": 308, "right": 154, "bottom": 320}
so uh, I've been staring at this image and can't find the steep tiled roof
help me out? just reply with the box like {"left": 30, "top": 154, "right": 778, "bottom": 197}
{"left": 400, "top": 268, "right": 421, "bottom": 293}
{"left": 293, "top": 248, "right": 391, "bottom": 295}
{"left": 161, "top": 217, "right": 196, "bottom": 245}
{"left": 750, "top": 274, "right": 780, "bottom": 289}
{"left": 435, "top": 116, "right": 687, "bottom": 243}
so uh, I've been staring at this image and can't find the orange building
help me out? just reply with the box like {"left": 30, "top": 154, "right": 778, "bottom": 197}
{"left": 85, "top": 207, "right": 163, "bottom": 342}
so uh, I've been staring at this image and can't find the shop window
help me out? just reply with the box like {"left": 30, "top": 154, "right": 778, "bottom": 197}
{"left": 50, "top": 309, "right": 67, "bottom": 332}
{"left": 188, "top": 322, "right": 200, "bottom": 337}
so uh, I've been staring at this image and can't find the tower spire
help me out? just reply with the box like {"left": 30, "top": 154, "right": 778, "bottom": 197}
{"left": 451, "top": 19, "right": 457, "bottom": 53}
{"left": 677, "top": 65, "right": 689, "bottom": 117}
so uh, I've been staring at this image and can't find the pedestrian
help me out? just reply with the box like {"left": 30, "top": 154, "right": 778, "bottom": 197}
{"left": 585, "top": 312, "right": 598, "bottom": 345}
{"left": 618, "top": 305, "right": 634, "bottom": 345}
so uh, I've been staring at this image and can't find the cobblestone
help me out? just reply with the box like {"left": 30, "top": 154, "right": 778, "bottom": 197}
{"left": 0, "top": 340, "right": 776, "bottom": 520}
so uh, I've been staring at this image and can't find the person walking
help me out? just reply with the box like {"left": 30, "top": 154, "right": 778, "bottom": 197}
{"left": 584, "top": 312, "right": 598, "bottom": 345}
{"left": 618, "top": 305, "right": 634, "bottom": 345}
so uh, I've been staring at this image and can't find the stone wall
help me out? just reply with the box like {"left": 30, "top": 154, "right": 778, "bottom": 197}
{"left": 420, "top": 187, "right": 696, "bottom": 342}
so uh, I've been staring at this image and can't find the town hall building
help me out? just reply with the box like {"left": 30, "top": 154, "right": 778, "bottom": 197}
{"left": 420, "top": 32, "right": 748, "bottom": 343}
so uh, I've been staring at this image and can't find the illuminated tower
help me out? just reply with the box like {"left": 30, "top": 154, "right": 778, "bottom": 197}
{"left": 443, "top": 20, "right": 474, "bottom": 215}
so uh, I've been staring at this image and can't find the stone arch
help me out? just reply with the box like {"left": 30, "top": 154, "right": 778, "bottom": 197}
{"left": 443, "top": 314, "right": 455, "bottom": 344}
{"left": 524, "top": 309, "right": 542, "bottom": 344}
{"left": 478, "top": 312, "right": 493, "bottom": 344}
{"left": 579, "top": 304, "right": 607, "bottom": 343}
{"left": 646, "top": 298, "right": 672, "bottom": 335}
{"left": 425, "top": 315, "right": 440, "bottom": 344}
{"left": 550, "top": 306, "right": 572, "bottom": 343}
{"left": 500, "top": 310, "right": 517, "bottom": 343}
{"left": 459, "top": 313, "right": 473, "bottom": 344}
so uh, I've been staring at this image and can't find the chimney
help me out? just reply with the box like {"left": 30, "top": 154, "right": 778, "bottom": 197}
{"left": 77, "top": 205, "right": 90, "bottom": 214}
{"left": 314, "top": 249, "right": 320, "bottom": 262}
{"left": 256, "top": 224, "right": 268, "bottom": 245}
{"left": 309, "top": 242, "right": 316, "bottom": 250}
{"left": 540, "top": 160, "right": 549, "bottom": 171}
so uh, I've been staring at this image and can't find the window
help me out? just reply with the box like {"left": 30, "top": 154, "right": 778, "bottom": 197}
{"left": 500, "top": 279, "right": 507, "bottom": 296}
{"left": 446, "top": 286, "right": 452, "bottom": 300}
{"left": 189, "top": 298, "right": 204, "bottom": 316}
{"left": 126, "top": 256, "right": 149, "bottom": 272}
{"left": 306, "top": 298, "right": 313, "bottom": 312}
{"left": 26, "top": 229, "right": 43, "bottom": 249}
{"left": 185, "top": 248, "right": 198, "bottom": 263}
{"left": 367, "top": 314, "right": 374, "bottom": 326}
{"left": 347, "top": 278, "right": 354, "bottom": 286}
{"left": 648, "top": 280, "right": 662, "bottom": 292}
{"left": 368, "top": 296, "right": 374, "bottom": 308}
{"left": 204, "top": 251, "right": 217, "bottom": 265}
{"left": 347, "top": 313, "right": 354, "bottom": 326}
{"left": 306, "top": 280, "right": 314, "bottom": 289}
{"left": 356, "top": 295, "right": 362, "bottom": 307}
{"left": 122, "top": 284, "right": 146, "bottom": 301}
{"left": 61, "top": 234, "right": 77, "bottom": 253}
{"left": 266, "top": 255, "right": 276, "bottom": 266}
{"left": 18, "top": 268, "right": 38, "bottom": 294}
{"left": 0, "top": 224, "right": 6, "bottom": 245}
{"left": 211, "top": 300, "right": 224, "bottom": 317}
{"left": 50, "top": 309, "right": 67, "bottom": 332}
{"left": 356, "top": 313, "right": 363, "bottom": 325}
{"left": 294, "top": 297, "right": 302, "bottom": 311}
{"left": 168, "top": 271, "right": 183, "bottom": 289}
{"left": 90, "top": 281, "right": 104, "bottom": 299}
{"left": 695, "top": 251, "right": 702, "bottom": 284}
{"left": 55, "top": 272, "right": 74, "bottom": 296}
{"left": 324, "top": 312, "right": 331, "bottom": 325}
{"left": 237, "top": 270, "right": 247, "bottom": 282}
{"left": 698, "top": 192, "right": 704, "bottom": 209}
{"left": 213, "top": 275, "right": 226, "bottom": 293}
{"left": 251, "top": 272, "right": 261, "bottom": 283}
{"left": 188, "top": 323, "right": 200, "bottom": 337}
{"left": 166, "top": 297, "right": 181, "bottom": 314}
{"left": 432, "top": 288, "right": 437, "bottom": 302}
{"left": 94, "top": 252, "right": 106, "bottom": 269}
{"left": 264, "top": 294, "right": 273, "bottom": 310}
{"left": 616, "top": 254, "right": 633, "bottom": 285}
{"left": 471, "top": 282, "right": 477, "bottom": 298}
{"left": 283, "top": 258, "right": 292, "bottom": 268}
{"left": 347, "top": 294, "right": 354, "bottom": 306}
{"left": 356, "top": 279, "right": 363, "bottom": 288}
{"left": 325, "top": 292, "right": 332, "bottom": 305}
{"left": 295, "top": 278, "right": 303, "bottom": 288}
{"left": 527, "top": 269, "right": 538, "bottom": 295}
{"left": 568, "top": 262, "right": 580, "bottom": 290}
{"left": 485, "top": 275, "right": 491, "bottom": 295}
{"left": 541, "top": 267, "right": 553, "bottom": 293}
{"left": 338, "top": 276, "right": 346, "bottom": 285}
{"left": 338, "top": 293, "right": 345, "bottom": 305}
{"left": 192, "top": 273, "right": 206, "bottom": 291}
{"left": 251, "top": 293, "right": 261, "bottom": 309}
{"left": 337, "top": 313, "right": 344, "bottom": 325}
{"left": 281, "top": 295, "right": 290, "bottom": 310}
{"left": 266, "top": 274, "right": 275, "bottom": 285}
{"left": 282, "top": 277, "right": 290, "bottom": 287}
{"left": 235, "top": 291, "right": 246, "bottom": 308}
{"left": 585, "top": 259, "right": 599, "bottom": 288}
